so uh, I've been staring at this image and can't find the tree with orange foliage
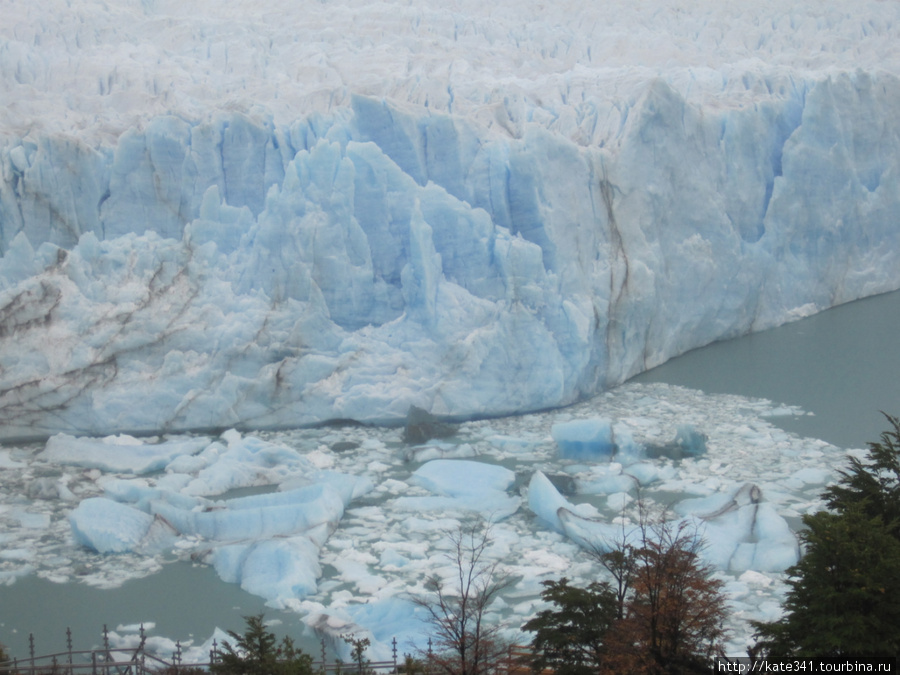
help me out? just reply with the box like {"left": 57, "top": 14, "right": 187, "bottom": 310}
{"left": 603, "top": 515, "right": 728, "bottom": 674}
{"left": 531, "top": 503, "right": 728, "bottom": 674}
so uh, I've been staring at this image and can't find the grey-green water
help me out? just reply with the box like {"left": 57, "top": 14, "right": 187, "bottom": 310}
{"left": 631, "top": 290, "right": 900, "bottom": 451}
{"left": 0, "top": 562, "right": 319, "bottom": 661}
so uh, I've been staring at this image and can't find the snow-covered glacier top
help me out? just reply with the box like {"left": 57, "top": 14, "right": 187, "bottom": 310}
{"left": 4, "top": 0, "right": 899, "bottom": 142}
{"left": 1, "top": 0, "right": 900, "bottom": 439}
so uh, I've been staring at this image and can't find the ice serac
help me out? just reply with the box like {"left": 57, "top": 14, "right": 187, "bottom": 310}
{"left": 2, "top": 72, "right": 900, "bottom": 437}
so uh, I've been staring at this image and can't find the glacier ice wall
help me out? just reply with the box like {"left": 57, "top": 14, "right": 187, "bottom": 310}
{"left": 2, "top": 71, "right": 899, "bottom": 440}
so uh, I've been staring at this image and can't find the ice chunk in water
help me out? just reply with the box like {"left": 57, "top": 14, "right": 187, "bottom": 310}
{"left": 679, "top": 483, "right": 800, "bottom": 573}
{"left": 577, "top": 464, "right": 638, "bottom": 494}
{"left": 551, "top": 419, "right": 615, "bottom": 460}
{"left": 67, "top": 467, "right": 366, "bottom": 606}
{"left": 344, "top": 598, "right": 432, "bottom": 661}
{"left": 398, "top": 459, "right": 521, "bottom": 521}
{"left": 209, "top": 536, "right": 322, "bottom": 607}
{"left": 151, "top": 484, "right": 346, "bottom": 541}
{"left": 645, "top": 424, "right": 708, "bottom": 460}
{"left": 178, "top": 432, "right": 316, "bottom": 496}
{"left": 41, "top": 434, "right": 210, "bottom": 475}
{"left": 69, "top": 497, "right": 175, "bottom": 554}
{"left": 410, "top": 459, "right": 515, "bottom": 494}
{"left": 527, "top": 471, "right": 575, "bottom": 534}
{"left": 674, "top": 425, "right": 708, "bottom": 457}
{"left": 532, "top": 473, "right": 798, "bottom": 573}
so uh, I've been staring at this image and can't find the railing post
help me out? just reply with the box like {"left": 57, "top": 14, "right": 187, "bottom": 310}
{"left": 103, "top": 625, "right": 110, "bottom": 675}
{"left": 67, "top": 627, "right": 73, "bottom": 675}
{"left": 135, "top": 623, "right": 146, "bottom": 674}
{"left": 320, "top": 637, "right": 327, "bottom": 675}
{"left": 391, "top": 638, "right": 397, "bottom": 672}
{"left": 29, "top": 632, "right": 35, "bottom": 672}
{"left": 92, "top": 650, "right": 97, "bottom": 675}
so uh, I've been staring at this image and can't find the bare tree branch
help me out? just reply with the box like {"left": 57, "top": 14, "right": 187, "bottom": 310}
{"left": 410, "top": 520, "right": 515, "bottom": 675}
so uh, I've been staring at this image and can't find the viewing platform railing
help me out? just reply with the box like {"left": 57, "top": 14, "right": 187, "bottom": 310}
{"left": 0, "top": 626, "right": 538, "bottom": 675}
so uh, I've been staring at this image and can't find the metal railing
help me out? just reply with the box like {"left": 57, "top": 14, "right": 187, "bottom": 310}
{"left": 0, "top": 627, "right": 537, "bottom": 675}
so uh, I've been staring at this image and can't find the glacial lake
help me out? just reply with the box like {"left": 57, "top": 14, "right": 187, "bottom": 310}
{"left": 2, "top": 288, "right": 898, "bottom": 660}
{"left": 631, "top": 289, "right": 900, "bottom": 451}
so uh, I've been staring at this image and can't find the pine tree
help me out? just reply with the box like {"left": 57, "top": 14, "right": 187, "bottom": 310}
{"left": 524, "top": 577, "right": 619, "bottom": 675}
{"left": 754, "top": 414, "right": 900, "bottom": 659}
{"left": 824, "top": 413, "right": 900, "bottom": 536}
{"left": 212, "top": 614, "right": 314, "bottom": 675}
{"left": 754, "top": 507, "right": 900, "bottom": 658}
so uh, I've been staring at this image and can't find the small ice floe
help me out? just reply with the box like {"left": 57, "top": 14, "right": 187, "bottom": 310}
{"left": 395, "top": 459, "right": 521, "bottom": 522}
{"left": 41, "top": 434, "right": 210, "bottom": 475}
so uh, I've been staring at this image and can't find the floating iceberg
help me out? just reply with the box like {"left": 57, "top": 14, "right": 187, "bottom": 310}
{"left": 551, "top": 419, "right": 616, "bottom": 460}
{"left": 69, "top": 497, "right": 176, "bottom": 555}
{"left": 528, "top": 471, "right": 799, "bottom": 573}
{"left": 679, "top": 483, "right": 801, "bottom": 573}
{"left": 674, "top": 426, "right": 708, "bottom": 458}
{"left": 150, "top": 484, "right": 347, "bottom": 542}
{"left": 64, "top": 429, "right": 373, "bottom": 607}
{"left": 209, "top": 535, "right": 324, "bottom": 608}
{"left": 70, "top": 481, "right": 349, "bottom": 605}
{"left": 396, "top": 459, "right": 521, "bottom": 521}
{"left": 172, "top": 431, "right": 318, "bottom": 497}
{"left": 528, "top": 471, "right": 585, "bottom": 537}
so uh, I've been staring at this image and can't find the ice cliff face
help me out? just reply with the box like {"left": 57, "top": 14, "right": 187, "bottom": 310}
{"left": 1, "top": 0, "right": 900, "bottom": 439}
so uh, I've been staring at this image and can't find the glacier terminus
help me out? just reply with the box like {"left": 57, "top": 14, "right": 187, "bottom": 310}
{"left": 2, "top": 0, "right": 900, "bottom": 439}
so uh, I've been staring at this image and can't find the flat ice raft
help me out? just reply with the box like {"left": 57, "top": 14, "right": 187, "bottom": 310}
{"left": 396, "top": 459, "right": 521, "bottom": 521}
{"left": 41, "top": 434, "right": 211, "bottom": 475}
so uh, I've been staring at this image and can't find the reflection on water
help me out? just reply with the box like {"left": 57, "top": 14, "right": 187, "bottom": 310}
{"left": 631, "top": 290, "right": 900, "bottom": 450}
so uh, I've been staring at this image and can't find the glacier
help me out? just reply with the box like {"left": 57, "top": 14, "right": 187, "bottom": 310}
{"left": 2, "top": 0, "right": 900, "bottom": 439}
{"left": 3, "top": 0, "right": 899, "bottom": 650}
